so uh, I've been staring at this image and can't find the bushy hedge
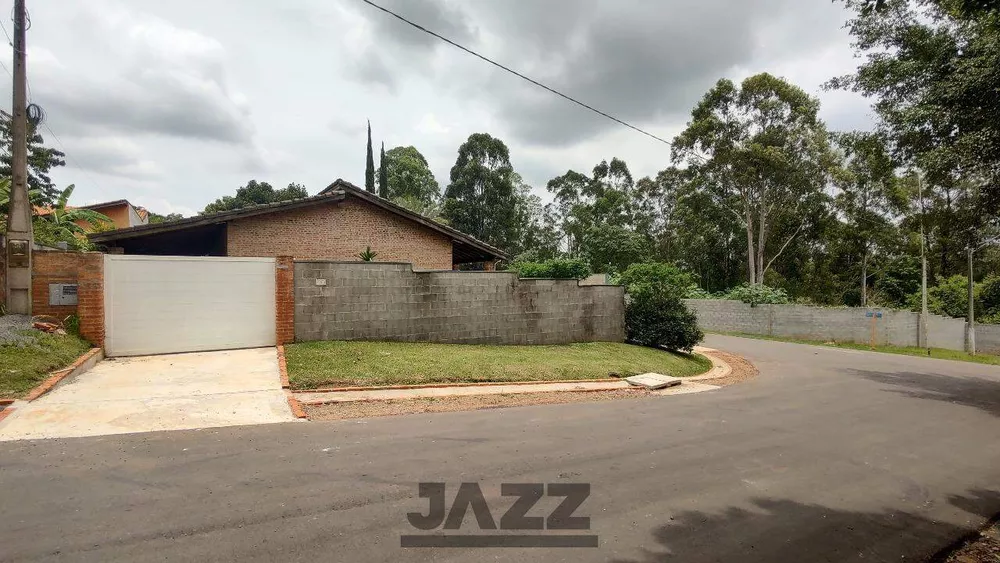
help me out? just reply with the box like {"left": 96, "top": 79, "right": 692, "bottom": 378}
{"left": 721, "top": 284, "right": 790, "bottom": 306}
{"left": 508, "top": 258, "right": 591, "bottom": 280}
{"left": 617, "top": 262, "right": 703, "bottom": 352}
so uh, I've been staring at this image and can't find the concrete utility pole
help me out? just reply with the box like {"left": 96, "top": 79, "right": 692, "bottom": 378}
{"left": 967, "top": 245, "right": 975, "bottom": 355}
{"left": 5, "top": 0, "right": 31, "bottom": 314}
{"left": 918, "top": 174, "right": 929, "bottom": 350}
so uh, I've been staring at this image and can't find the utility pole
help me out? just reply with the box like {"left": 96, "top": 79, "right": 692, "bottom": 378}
{"left": 917, "top": 173, "right": 929, "bottom": 350}
{"left": 967, "top": 245, "right": 975, "bottom": 355}
{"left": 4, "top": 0, "right": 31, "bottom": 315}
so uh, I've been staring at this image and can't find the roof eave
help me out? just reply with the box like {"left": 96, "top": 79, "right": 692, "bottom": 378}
{"left": 89, "top": 192, "right": 347, "bottom": 243}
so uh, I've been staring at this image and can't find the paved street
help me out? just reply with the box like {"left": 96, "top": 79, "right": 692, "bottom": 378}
{"left": 2, "top": 335, "right": 999, "bottom": 562}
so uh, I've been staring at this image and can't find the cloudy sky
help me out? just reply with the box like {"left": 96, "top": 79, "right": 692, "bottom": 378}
{"left": 1, "top": 0, "right": 873, "bottom": 216}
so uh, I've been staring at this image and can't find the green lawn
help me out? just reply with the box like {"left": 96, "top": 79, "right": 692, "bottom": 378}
{"left": 0, "top": 332, "right": 93, "bottom": 400}
{"left": 715, "top": 332, "right": 1000, "bottom": 366}
{"left": 284, "top": 341, "right": 712, "bottom": 390}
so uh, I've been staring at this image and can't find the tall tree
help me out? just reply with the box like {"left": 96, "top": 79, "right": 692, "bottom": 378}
{"left": 0, "top": 111, "right": 66, "bottom": 205}
{"left": 507, "top": 173, "right": 560, "bottom": 260}
{"left": 378, "top": 142, "right": 388, "bottom": 198}
{"left": 443, "top": 133, "right": 519, "bottom": 251}
{"left": 545, "top": 158, "right": 640, "bottom": 259}
{"left": 201, "top": 181, "right": 308, "bottom": 215}
{"left": 381, "top": 146, "right": 440, "bottom": 204}
{"left": 833, "top": 132, "right": 908, "bottom": 305}
{"left": 831, "top": 0, "right": 1000, "bottom": 210}
{"left": 365, "top": 121, "right": 375, "bottom": 193}
{"left": 672, "top": 73, "right": 835, "bottom": 285}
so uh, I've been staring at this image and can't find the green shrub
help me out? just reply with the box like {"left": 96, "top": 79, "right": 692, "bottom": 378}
{"left": 979, "top": 311, "right": 1000, "bottom": 325}
{"left": 684, "top": 285, "right": 713, "bottom": 299}
{"left": 625, "top": 287, "right": 703, "bottom": 352}
{"left": 614, "top": 262, "right": 694, "bottom": 298}
{"left": 616, "top": 263, "right": 702, "bottom": 352}
{"left": 508, "top": 258, "right": 591, "bottom": 280}
{"left": 979, "top": 275, "right": 1000, "bottom": 317}
{"left": 723, "top": 284, "right": 790, "bottom": 306}
{"left": 63, "top": 314, "right": 80, "bottom": 335}
{"left": 907, "top": 275, "right": 978, "bottom": 319}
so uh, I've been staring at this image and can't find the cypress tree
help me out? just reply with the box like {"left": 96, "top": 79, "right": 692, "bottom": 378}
{"left": 365, "top": 120, "right": 375, "bottom": 193}
{"left": 378, "top": 142, "right": 388, "bottom": 198}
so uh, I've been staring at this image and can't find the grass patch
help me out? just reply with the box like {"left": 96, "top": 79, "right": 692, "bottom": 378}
{"left": 0, "top": 331, "right": 93, "bottom": 399}
{"left": 714, "top": 331, "right": 1000, "bottom": 366}
{"left": 284, "top": 341, "right": 712, "bottom": 390}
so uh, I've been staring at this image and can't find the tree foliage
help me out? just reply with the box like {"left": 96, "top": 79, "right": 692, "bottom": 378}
{"left": 365, "top": 121, "right": 375, "bottom": 193}
{"left": 32, "top": 185, "right": 111, "bottom": 250}
{"left": 832, "top": 132, "right": 908, "bottom": 305}
{"left": 0, "top": 111, "right": 66, "bottom": 205}
{"left": 382, "top": 146, "right": 440, "bottom": 204}
{"left": 832, "top": 0, "right": 1000, "bottom": 210}
{"left": 443, "top": 133, "right": 520, "bottom": 251}
{"left": 201, "top": 180, "right": 307, "bottom": 215}
{"left": 672, "top": 73, "right": 836, "bottom": 286}
{"left": 618, "top": 263, "right": 702, "bottom": 352}
{"left": 508, "top": 258, "right": 591, "bottom": 280}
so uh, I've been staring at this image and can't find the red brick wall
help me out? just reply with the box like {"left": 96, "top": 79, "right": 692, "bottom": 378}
{"left": 77, "top": 257, "right": 104, "bottom": 348}
{"left": 31, "top": 251, "right": 101, "bottom": 318}
{"left": 226, "top": 197, "right": 453, "bottom": 270}
{"left": 275, "top": 256, "right": 294, "bottom": 345}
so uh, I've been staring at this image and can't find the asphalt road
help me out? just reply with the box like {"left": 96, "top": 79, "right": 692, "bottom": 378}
{"left": 2, "top": 335, "right": 999, "bottom": 562}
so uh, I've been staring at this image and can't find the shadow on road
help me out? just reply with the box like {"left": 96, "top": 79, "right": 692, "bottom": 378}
{"left": 611, "top": 489, "right": 1000, "bottom": 563}
{"left": 849, "top": 369, "right": 1000, "bottom": 418}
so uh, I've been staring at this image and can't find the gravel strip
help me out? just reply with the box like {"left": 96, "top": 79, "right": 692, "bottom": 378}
{"left": 0, "top": 315, "right": 36, "bottom": 346}
{"left": 304, "top": 389, "right": 653, "bottom": 421}
{"left": 937, "top": 518, "right": 1000, "bottom": 562}
{"left": 696, "top": 350, "right": 758, "bottom": 387}
{"left": 303, "top": 349, "right": 759, "bottom": 421}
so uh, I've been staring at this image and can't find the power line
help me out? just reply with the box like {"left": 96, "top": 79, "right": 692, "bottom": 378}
{"left": 359, "top": 0, "right": 673, "bottom": 147}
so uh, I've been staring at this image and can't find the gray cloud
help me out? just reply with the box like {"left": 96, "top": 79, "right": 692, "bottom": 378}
{"left": 5, "top": 0, "right": 869, "bottom": 216}
{"left": 366, "top": 0, "right": 476, "bottom": 48}
{"left": 350, "top": 0, "right": 851, "bottom": 147}
{"left": 34, "top": 1, "right": 255, "bottom": 146}
{"left": 64, "top": 136, "right": 163, "bottom": 180}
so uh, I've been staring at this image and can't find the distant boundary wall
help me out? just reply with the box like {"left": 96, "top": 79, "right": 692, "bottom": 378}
{"left": 683, "top": 299, "right": 1000, "bottom": 354}
{"left": 295, "top": 262, "right": 625, "bottom": 345}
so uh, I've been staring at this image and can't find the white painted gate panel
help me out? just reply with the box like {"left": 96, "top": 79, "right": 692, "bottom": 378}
{"left": 104, "top": 256, "right": 276, "bottom": 356}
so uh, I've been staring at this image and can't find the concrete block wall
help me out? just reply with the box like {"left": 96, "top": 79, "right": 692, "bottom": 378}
{"left": 294, "top": 262, "right": 625, "bottom": 345}
{"left": 926, "top": 313, "right": 967, "bottom": 351}
{"left": 975, "top": 324, "right": 1000, "bottom": 354}
{"left": 684, "top": 299, "right": 974, "bottom": 353}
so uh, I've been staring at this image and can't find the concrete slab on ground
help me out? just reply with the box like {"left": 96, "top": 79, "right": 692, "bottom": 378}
{"left": 0, "top": 348, "right": 295, "bottom": 441}
{"left": 625, "top": 372, "right": 683, "bottom": 389}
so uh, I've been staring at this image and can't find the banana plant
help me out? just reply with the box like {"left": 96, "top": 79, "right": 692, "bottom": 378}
{"left": 0, "top": 177, "right": 42, "bottom": 212}
{"left": 42, "top": 184, "right": 113, "bottom": 238}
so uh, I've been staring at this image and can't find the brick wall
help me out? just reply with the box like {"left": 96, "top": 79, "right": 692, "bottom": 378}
{"left": 684, "top": 299, "right": 972, "bottom": 352}
{"left": 294, "top": 262, "right": 625, "bottom": 345}
{"left": 77, "top": 256, "right": 104, "bottom": 347}
{"left": 275, "top": 256, "right": 294, "bottom": 345}
{"left": 31, "top": 251, "right": 101, "bottom": 318}
{"left": 227, "top": 197, "right": 454, "bottom": 270}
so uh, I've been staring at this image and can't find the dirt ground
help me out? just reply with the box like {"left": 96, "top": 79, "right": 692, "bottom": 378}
{"left": 303, "top": 349, "right": 758, "bottom": 421}
{"left": 936, "top": 519, "right": 1000, "bottom": 563}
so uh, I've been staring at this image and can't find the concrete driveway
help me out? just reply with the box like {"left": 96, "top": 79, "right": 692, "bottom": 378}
{"left": 1, "top": 335, "right": 998, "bottom": 562}
{"left": 0, "top": 348, "right": 295, "bottom": 440}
